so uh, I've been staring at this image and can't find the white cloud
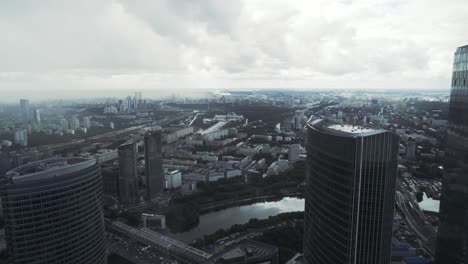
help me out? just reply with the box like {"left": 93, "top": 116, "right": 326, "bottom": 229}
{"left": 0, "top": 0, "right": 467, "bottom": 99}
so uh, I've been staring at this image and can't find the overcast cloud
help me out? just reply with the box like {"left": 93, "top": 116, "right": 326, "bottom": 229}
{"left": 1, "top": 0, "right": 467, "bottom": 99}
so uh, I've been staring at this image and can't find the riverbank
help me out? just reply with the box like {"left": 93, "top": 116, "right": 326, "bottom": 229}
{"left": 192, "top": 211, "right": 305, "bottom": 264}
{"left": 167, "top": 197, "right": 305, "bottom": 243}
{"left": 200, "top": 195, "right": 280, "bottom": 213}
{"left": 165, "top": 161, "right": 306, "bottom": 233}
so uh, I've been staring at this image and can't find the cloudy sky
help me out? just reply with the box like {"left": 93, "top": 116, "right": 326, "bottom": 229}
{"left": 1, "top": 0, "right": 467, "bottom": 100}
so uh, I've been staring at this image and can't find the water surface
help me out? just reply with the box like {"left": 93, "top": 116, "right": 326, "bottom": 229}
{"left": 418, "top": 192, "right": 440, "bottom": 213}
{"left": 168, "top": 197, "right": 304, "bottom": 243}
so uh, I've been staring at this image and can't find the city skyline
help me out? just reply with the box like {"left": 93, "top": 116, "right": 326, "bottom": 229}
{"left": 0, "top": 1, "right": 466, "bottom": 263}
{"left": 0, "top": 73, "right": 452, "bottom": 263}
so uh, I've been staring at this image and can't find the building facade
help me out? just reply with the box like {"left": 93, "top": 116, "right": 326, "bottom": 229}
{"left": 118, "top": 140, "right": 139, "bottom": 205}
{"left": 14, "top": 130, "right": 27, "bottom": 147}
{"left": 304, "top": 119, "right": 399, "bottom": 264}
{"left": 436, "top": 45, "right": 468, "bottom": 264}
{"left": 144, "top": 129, "right": 164, "bottom": 198}
{"left": 83, "top": 116, "right": 91, "bottom": 129}
{"left": 0, "top": 157, "right": 106, "bottom": 264}
{"left": 19, "top": 99, "right": 29, "bottom": 121}
{"left": 34, "top": 109, "right": 41, "bottom": 125}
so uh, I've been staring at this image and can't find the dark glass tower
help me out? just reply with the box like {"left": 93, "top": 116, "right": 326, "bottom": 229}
{"left": 144, "top": 128, "right": 164, "bottom": 199}
{"left": 436, "top": 45, "right": 468, "bottom": 264}
{"left": 0, "top": 157, "right": 106, "bottom": 264}
{"left": 304, "top": 119, "right": 399, "bottom": 264}
{"left": 118, "top": 140, "right": 139, "bottom": 205}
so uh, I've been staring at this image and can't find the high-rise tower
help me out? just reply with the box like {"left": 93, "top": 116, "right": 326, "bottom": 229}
{"left": 34, "top": 109, "right": 41, "bottom": 125}
{"left": 304, "top": 119, "right": 399, "bottom": 264}
{"left": 0, "top": 157, "right": 106, "bottom": 264}
{"left": 19, "top": 99, "right": 29, "bottom": 121}
{"left": 118, "top": 140, "right": 139, "bottom": 205}
{"left": 435, "top": 45, "right": 468, "bottom": 264}
{"left": 144, "top": 128, "right": 164, "bottom": 199}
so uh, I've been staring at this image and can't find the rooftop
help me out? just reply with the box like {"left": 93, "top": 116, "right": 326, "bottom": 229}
{"left": 308, "top": 119, "right": 386, "bottom": 137}
{"left": 5, "top": 157, "right": 96, "bottom": 183}
{"left": 206, "top": 239, "right": 277, "bottom": 264}
{"left": 456, "top": 45, "right": 468, "bottom": 53}
{"left": 327, "top": 124, "right": 375, "bottom": 134}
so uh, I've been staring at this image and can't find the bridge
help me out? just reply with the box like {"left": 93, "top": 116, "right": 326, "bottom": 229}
{"left": 107, "top": 221, "right": 212, "bottom": 264}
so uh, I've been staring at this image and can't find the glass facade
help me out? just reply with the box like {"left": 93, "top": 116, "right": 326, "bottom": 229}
{"left": 0, "top": 158, "right": 106, "bottom": 264}
{"left": 304, "top": 120, "right": 399, "bottom": 264}
{"left": 436, "top": 45, "right": 468, "bottom": 264}
{"left": 118, "top": 141, "right": 139, "bottom": 205}
{"left": 144, "top": 129, "right": 164, "bottom": 198}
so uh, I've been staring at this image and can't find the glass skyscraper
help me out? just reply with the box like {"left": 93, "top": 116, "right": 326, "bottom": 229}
{"left": 0, "top": 157, "right": 106, "bottom": 264}
{"left": 118, "top": 140, "right": 139, "bottom": 205}
{"left": 304, "top": 119, "right": 399, "bottom": 264}
{"left": 436, "top": 44, "right": 468, "bottom": 264}
{"left": 19, "top": 99, "right": 29, "bottom": 121}
{"left": 144, "top": 128, "right": 164, "bottom": 199}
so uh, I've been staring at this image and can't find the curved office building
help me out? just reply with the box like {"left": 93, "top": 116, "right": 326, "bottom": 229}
{"left": 304, "top": 120, "right": 399, "bottom": 264}
{"left": 436, "top": 45, "right": 468, "bottom": 263}
{"left": 1, "top": 157, "right": 106, "bottom": 264}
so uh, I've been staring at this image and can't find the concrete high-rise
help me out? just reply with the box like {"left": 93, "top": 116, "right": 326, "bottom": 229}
{"left": 60, "top": 118, "right": 68, "bottom": 131}
{"left": 406, "top": 138, "right": 416, "bottom": 160}
{"left": 435, "top": 45, "right": 468, "bottom": 264}
{"left": 0, "top": 157, "right": 106, "bottom": 264}
{"left": 83, "top": 116, "right": 91, "bottom": 129}
{"left": 118, "top": 140, "right": 139, "bottom": 205}
{"left": 288, "top": 144, "right": 300, "bottom": 162}
{"left": 304, "top": 119, "right": 399, "bottom": 264}
{"left": 69, "top": 117, "right": 80, "bottom": 130}
{"left": 14, "top": 130, "right": 27, "bottom": 147}
{"left": 144, "top": 128, "right": 164, "bottom": 199}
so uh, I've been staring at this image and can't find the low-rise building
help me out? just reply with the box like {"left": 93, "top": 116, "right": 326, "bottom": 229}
{"left": 95, "top": 149, "right": 118, "bottom": 163}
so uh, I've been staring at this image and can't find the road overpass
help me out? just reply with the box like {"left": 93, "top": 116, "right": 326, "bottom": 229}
{"left": 107, "top": 221, "right": 212, "bottom": 264}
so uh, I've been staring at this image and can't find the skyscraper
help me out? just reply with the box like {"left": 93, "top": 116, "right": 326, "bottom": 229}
{"left": 0, "top": 157, "right": 106, "bottom": 264}
{"left": 304, "top": 119, "right": 399, "bottom": 264}
{"left": 435, "top": 44, "right": 468, "bottom": 264}
{"left": 19, "top": 99, "right": 29, "bottom": 121}
{"left": 126, "top": 96, "right": 132, "bottom": 111}
{"left": 34, "top": 109, "right": 41, "bottom": 124}
{"left": 144, "top": 128, "right": 164, "bottom": 199}
{"left": 118, "top": 140, "right": 139, "bottom": 205}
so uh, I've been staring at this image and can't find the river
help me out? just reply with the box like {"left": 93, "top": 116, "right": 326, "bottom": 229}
{"left": 164, "top": 191, "right": 439, "bottom": 244}
{"left": 418, "top": 192, "right": 440, "bottom": 213}
{"left": 168, "top": 197, "right": 305, "bottom": 243}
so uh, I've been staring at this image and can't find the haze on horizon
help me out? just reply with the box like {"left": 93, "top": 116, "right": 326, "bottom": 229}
{"left": 1, "top": 0, "right": 467, "bottom": 101}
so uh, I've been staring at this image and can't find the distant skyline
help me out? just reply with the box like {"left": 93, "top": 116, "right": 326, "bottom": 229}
{"left": 0, "top": 87, "right": 452, "bottom": 104}
{"left": 1, "top": 0, "right": 467, "bottom": 99}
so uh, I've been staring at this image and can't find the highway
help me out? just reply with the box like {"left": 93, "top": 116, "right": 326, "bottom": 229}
{"left": 107, "top": 221, "right": 212, "bottom": 264}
